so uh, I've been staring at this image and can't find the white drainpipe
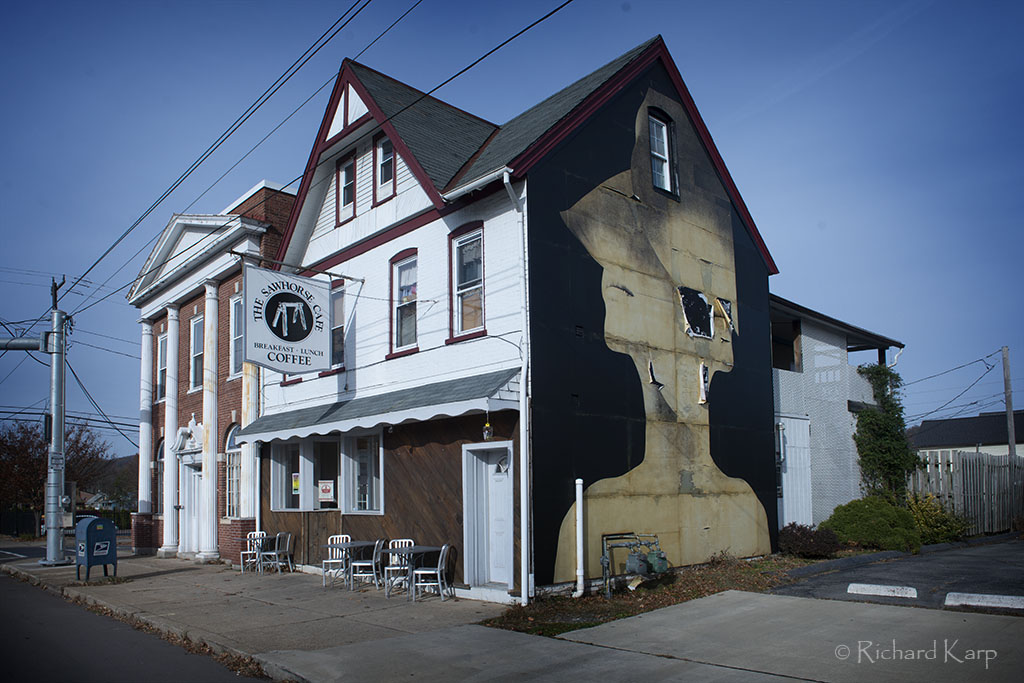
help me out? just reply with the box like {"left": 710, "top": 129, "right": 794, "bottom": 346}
{"left": 503, "top": 170, "right": 531, "bottom": 606}
{"left": 572, "top": 478, "right": 584, "bottom": 598}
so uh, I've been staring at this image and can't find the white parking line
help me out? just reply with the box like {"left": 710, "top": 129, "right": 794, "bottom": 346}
{"left": 945, "top": 592, "right": 1024, "bottom": 610}
{"left": 847, "top": 583, "right": 918, "bottom": 598}
{"left": 0, "top": 550, "right": 27, "bottom": 558}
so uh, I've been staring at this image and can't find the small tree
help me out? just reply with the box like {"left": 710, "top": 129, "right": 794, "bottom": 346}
{"left": 854, "top": 364, "right": 920, "bottom": 502}
{"left": 0, "top": 421, "right": 112, "bottom": 530}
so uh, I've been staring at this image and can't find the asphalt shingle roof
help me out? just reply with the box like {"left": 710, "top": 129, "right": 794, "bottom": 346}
{"left": 908, "top": 410, "right": 1024, "bottom": 449}
{"left": 348, "top": 62, "right": 497, "bottom": 192}
{"left": 454, "top": 37, "right": 659, "bottom": 188}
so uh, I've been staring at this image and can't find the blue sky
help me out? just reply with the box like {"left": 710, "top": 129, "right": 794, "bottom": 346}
{"left": 2, "top": 0, "right": 1022, "bottom": 457}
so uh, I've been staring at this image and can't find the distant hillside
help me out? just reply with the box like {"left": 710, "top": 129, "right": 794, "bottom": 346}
{"left": 88, "top": 454, "right": 137, "bottom": 497}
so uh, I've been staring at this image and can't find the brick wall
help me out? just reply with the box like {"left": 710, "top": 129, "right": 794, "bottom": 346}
{"left": 220, "top": 518, "right": 255, "bottom": 566}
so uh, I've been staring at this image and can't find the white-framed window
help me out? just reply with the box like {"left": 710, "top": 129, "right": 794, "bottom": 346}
{"left": 269, "top": 438, "right": 343, "bottom": 512}
{"left": 189, "top": 315, "right": 204, "bottom": 390}
{"left": 331, "top": 284, "right": 345, "bottom": 367}
{"left": 392, "top": 254, "right": 417, "bottom": 351}
{"left": 225, "top": 425, "right": 241, "bottom": 518}
{"left": 336, "top": 153, "right": 356, "bottom": 224}
{"left": 374, "top": 135, "right": 395, "bottom": 203}
{"left": 649, "top": 113, "right": 674, "bottom": 193}
{"left": 229, "top": 296, "right": 243, "bottom": 376}
{"left": 345, "top": 434, "right": 381, "bottom": 513}
{"left": 271, "top": 442, "right": 302, "bottom": 511}
{"left": 452, "top": 228, "right": 484, "bottom": 335}
{"left": 156, "top": 334, "right": 167, "bottom": 401}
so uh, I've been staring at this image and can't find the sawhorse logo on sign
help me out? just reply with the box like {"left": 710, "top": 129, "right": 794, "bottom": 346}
{"left": 266, "top": 292, "right": 313, "bottom": 342}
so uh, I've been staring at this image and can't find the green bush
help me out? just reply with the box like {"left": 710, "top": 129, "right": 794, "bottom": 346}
{"left": 778, "top": 523, "right": 840, "bottom": 559}
{"left": 907, "top": 493, "right": 969, "bottom": 544}
{"left": 821, "top": 497, "right": 921, "bottom": 552}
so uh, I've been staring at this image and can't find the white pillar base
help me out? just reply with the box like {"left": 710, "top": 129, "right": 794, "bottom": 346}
{"left": 195, "top": 550, "right": 220, "bottom": 563}
{"left": 157, "top": 545, "right": 179, "bottom": 558}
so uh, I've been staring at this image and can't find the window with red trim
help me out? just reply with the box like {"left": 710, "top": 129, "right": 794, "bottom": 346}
{"left": 336, "top": 153, "right": 356, "bottom": 225}
{"left": 391, "top": 251, "right": 417, "bottom": 352}
{"left": 374, "top": 135, "right": 396, "bottom": 204}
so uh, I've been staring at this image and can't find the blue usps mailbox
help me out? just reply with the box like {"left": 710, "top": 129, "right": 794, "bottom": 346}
{"left": 75, "top": 517, "right": 117, "bottom": 580}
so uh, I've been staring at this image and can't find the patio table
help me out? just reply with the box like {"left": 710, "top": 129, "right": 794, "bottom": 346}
{"left": 324, "top": 540, "right": 378, "bottom": 589}
{"left": 379, "top": 545, "right": 442, "bottom": 601}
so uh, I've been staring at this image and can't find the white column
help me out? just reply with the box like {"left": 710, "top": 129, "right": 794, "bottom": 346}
{"left": 158, "top": 306, "right": 180, "bottom": 557}
{"left": 197, "top": 281, "right": 220, "bottom": 561}
{"left": 240, "top": 361, "right": 259, "bottom": 518}
{"left": 137, "top": 320, "right": 154, "bottom": 514}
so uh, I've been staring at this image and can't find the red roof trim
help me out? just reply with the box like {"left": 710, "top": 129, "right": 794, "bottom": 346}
{"left": 345, "top": 72, "right": 445, "bottom": 211}
{"left": 274, "top": 67, "right": 349, "bottom": 267}
{"left": 510, "top": 38, "right": 778, "bottom": 275}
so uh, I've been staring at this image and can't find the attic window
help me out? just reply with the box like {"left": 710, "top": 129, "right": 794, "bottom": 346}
{"left": 649, "top": 112, "right": 676, "bottom": 194}
{"left": 374, "top": 134, "right": 396, "bottom": 205}
{"left": 335, "top": 153, "right": 356, "bottom": 225}
{"left": 679, "top": 287, "right": 713, "bottom": 339}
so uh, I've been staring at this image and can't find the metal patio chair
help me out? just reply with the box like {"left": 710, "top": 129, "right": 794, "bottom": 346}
{"left": 240, "top": 530, "right": 266, "bottom": 573}
{"left": 413, "top": 543, "right": 454, "bottom": 601}
{"left": 260, "top": 532, "right": 294, "bottom": 573}
{"left": 323, "top": 533, "right": 351, "bottom": 588}
{"left": 384, "top": 538, "right": 414, "bottom": 597}
{"left": 350, "top": 538, "right": 385, "bottom": 589}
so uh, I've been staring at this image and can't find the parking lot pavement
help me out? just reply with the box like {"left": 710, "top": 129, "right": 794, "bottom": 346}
{"left": 774, "top": 538, "right": 1024, "bottom": 612}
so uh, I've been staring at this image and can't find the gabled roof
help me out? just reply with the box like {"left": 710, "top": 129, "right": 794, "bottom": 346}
{"left": 277, "top": 36, "right": 777, "bottom": 274}
{"left": 347, "top": 62, "right": 496, "bottom": 193}
{"left": 450, "top": 37, "right": 658, "bottom": 190}
{"left": 908, "top": 410, "right": 1023, "bottom": 449}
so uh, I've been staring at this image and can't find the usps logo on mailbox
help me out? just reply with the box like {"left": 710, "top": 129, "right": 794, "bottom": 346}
{"left": 93, "top": 541, "right": 110, "bottom": 557}
{"left": 77, "top": 542, "right": 86, "bottom": 556}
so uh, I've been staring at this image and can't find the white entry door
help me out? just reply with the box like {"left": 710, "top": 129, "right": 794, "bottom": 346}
{"left": 180, "top": 464, "right": 202, "bottom": 554}
{"left": 778, "top": 416, "right": 812, "bottom": 527}
{"left": 462, "top": 443, "right": 513, "bottom": 588}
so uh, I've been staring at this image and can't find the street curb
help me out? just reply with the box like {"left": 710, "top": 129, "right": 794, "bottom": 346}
{"left": 786, "top": 532, "right": 1020, "bottom": 579}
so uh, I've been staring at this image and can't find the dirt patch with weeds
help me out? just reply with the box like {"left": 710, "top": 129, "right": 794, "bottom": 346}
{"left": 482, "top": 553, "right": 815, "bottom": 637}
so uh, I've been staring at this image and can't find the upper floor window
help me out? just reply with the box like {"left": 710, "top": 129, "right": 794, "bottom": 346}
{"left": 649, "top": 113, "right": 675, "bottom": 193}
{"left": 189, "top": 316, "right": 204, "bottom": 390}
{"left": 451, "top": 226, "right": 484, "bottom": 336}
{"left": 230, "top": 296, "right": 243, "bottom": 376}
{"left": 374, "top": 134, "right": 396, "bottom": 204}
{"left": 156, "top": 334, "right": 167, "bottom": 401}
{"left": 336, "top": 153, "right": 356, "bottom": 225}
{"left": 331, "top": 282, "right": 345, "bottom": 367}
{"left": 391, "top": 252, "right": 417, "bottom": 352}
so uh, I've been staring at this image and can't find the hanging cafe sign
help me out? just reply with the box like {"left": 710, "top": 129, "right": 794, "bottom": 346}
{"left": 243, "top": 264, "right": 331, "bottom": 374}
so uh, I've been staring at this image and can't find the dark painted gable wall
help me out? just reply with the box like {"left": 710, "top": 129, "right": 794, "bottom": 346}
{"left": 525, "top": 60, "right": 777, "bottom": 585}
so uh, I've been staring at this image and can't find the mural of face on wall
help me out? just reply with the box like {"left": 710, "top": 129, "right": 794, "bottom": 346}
{"left": 551, "top": 88, "right": 771, "bottom": 581}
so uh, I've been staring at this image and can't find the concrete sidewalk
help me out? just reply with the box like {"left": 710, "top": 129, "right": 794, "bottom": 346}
{"left": 3, "top": 545, "right": 1023, "bottom": 681}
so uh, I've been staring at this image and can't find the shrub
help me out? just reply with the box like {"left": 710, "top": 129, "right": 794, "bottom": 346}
{"left": 778, "top": 523, "right": 840, "bottom": 559}
{"left": 821, "top": 497, "right": 921, "bottom": 552}
{"left": 907, "top": 493, "right": 969, "bottom": 544}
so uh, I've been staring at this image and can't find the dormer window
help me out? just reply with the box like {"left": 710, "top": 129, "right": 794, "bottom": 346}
{"left": 336, "top": 153, "right": 356, "bottom": 225}
{"left": 374, "top": 134, "right": 396, "bottom": 205}
{"left": 649, "top": 112, "right": 676, "bottom": 194}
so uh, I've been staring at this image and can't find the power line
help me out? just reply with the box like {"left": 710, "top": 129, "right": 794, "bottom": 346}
{"left": 68, "top": 339, "right": 141, "bottom": 360}
{"left": 908, "top": 362, "right": 998, "bottom": 423}
{"left": 71, "top": 0, "right": 575, "bottom": 324}
{"left": 65, "top": 359, "right": 138, "bottom": 449}
{"left": 903, "top": 350, "right": 1001, "bottom": 386}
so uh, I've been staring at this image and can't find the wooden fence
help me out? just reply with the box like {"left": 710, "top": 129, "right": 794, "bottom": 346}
{"left": 909, "top": 450, "right": 1024, "bottom": 535}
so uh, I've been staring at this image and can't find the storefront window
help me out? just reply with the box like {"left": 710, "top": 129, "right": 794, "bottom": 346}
{"left": 348, "top": 435, "right": 381, "bottom": 512}
{"left": 314, "top": 441, "right": 339, "bottom": 510}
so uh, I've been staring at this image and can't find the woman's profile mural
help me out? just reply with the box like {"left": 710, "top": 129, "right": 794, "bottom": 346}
{"left": 549, "top": 87, "right": 772, "bottom": 581}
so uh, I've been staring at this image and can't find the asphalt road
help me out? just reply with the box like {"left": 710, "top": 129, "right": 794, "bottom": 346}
{"left": 0, "top": 574, "right": 263, "bottom": 682}
{"left": 774, "top": 539, "right": 1024, "bottom": 612}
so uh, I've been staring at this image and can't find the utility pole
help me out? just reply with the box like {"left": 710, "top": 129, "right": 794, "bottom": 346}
{"left": 1003, "top": 346, "right": 1018, "bottom": 521}
{"left": 1005, "top": 346, "right": 1017, "bottom": 459}
{"left": 0, "top": 278, "right": 70, "bottom": 565}
{"left": 42, "top": 278, "right": 70, "bottom": 565}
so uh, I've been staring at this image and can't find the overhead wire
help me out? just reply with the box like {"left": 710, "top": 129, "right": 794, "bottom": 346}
{"left": 65, "top": 359, "right": 138, "bottom": 448}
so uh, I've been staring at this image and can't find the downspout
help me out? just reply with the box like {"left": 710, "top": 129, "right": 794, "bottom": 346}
{"left": 255, "top": 365, "right": 262, "bottom": 534}
{"left": 504, "top": 170, "right": 531, "bottom": 607}
{"left": 572, "top": 478, "right": 584, "bottom": 598}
